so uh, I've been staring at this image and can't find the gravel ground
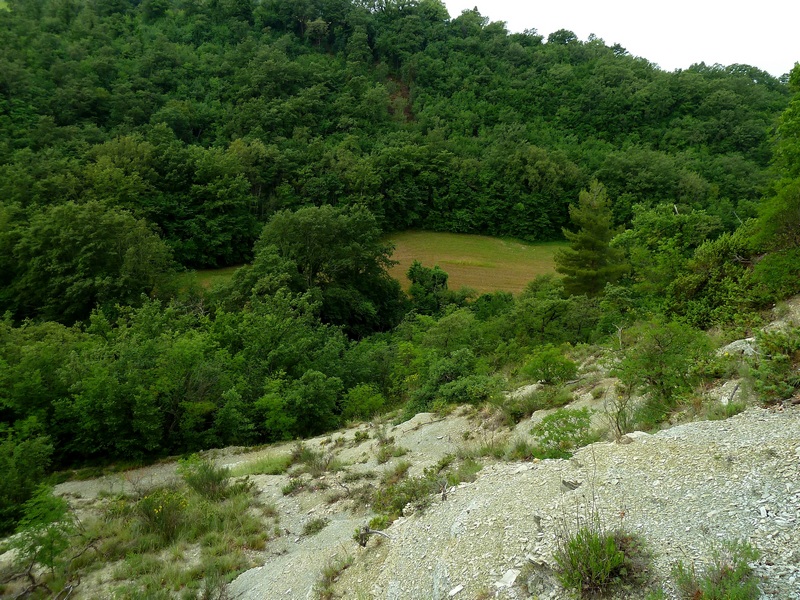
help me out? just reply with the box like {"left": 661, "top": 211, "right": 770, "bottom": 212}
{"left": 48, "top": 403, "right": 800, "bottom": 600}
{"left": 318, "top": 406, "right": 800, "bottom": 600}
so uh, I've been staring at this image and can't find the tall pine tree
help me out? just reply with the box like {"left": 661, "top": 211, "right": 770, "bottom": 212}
{"left": 555, "top": 181, "right": 628, "bottom": 296}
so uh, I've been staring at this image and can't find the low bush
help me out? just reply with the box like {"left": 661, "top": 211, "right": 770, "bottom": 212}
{"left": 521, "top": 344, "right": 578, "bottom": 384}
{"left": 376, "top": 444, "right": 408, "bottom": 464}
{"left": 672, "top": 541, "right": 760, "bottom": 600}
{"left": 302, "top": 517, "right": 329, "bottom": 536}
{"left": 11, "top": 485, "right": 75, "bottom": 574}
{"left": 314, "top": 554, "right": 353, "bottom": 600}
{"left": 555, "top": 525, "right": 651, "bottom": 597}
{"left": 530, "top": 408, "right": 597, "bottom": 459}
{"left": 178, "top": 455, "right": 232, "bottom": 501}
{"left": 134, "top": 488, "right": 189, "bottom": 543}
{"left": 0, "top": 434, "right": 54, "bottom": 535}
{"left": 341, "top": 384, "right": 386, "bottom": 421}
{"left": 500, "top": 386, "right": 574, "bottom": 424}
{"left": 748, "top": 327, "right": 800, "bottom": 402}
{"left": 613, "top": 320, "right": 711, "bottom": 428}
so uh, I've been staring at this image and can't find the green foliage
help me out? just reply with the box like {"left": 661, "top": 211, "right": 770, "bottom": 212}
{"left": 134, "top": 488, "right": 189, "bottom": 543}
{"left": 0, "top": 432, "right": 53, "bottom": 534}
{"left": 368, "top": 514, "right": 392, "bottom": 531}
{"left": 342, "top": 383, "right": 386, "bottom": 421}
{"left": 555, "top": 526, "right": 651, "bottom": 597}
{"left": 665, "top": 225, "right": 759, "bottom": 328}
{"left": 615, "top": 204, "right": 723, "bottom": 299}
{"left": 2, "top": 201, "right": 174, "bottom": 323}
{"left": 237, "top": 204, "right": 407, "bottom": 336}
{"left": 705, "top": 400, "right": 747, "bottom": 421}
{"left": 0, "top": 0, "right": 794, "bottom": 483}
{"left": 302, "top": 517, "right": 329, "bottom": 536}
{"left": 509, "top": 276, "right": 602, "bottom": 346}
{"left": 12, "top": 485, "right": 75, "bottom": 573}
{"left": 407, "top": 261, "right": 450, "bottom": 315}
{"left": 748, "top": 327, "right": 800, "bottom": 402}
{"left": 529, "top": 408, "right": 596, "bottom": 459}
{"left": 521, "top": 345, "right": 578, "bottom": 384}
{"left": 71, "top": 475, "right": 266, "bottom": 599}
{"left": 499, "top": 386, "right": 574, "bottom": 425}
{"left": 178, "top": 455, "right": 233, "bottom": 501}
{"left": 230, "top": 454, "right": 292, "bottom": 477}
{"left": 749, "top": 247, "right": 800, "bottom": 300}
{"left": 399, "top": 340, "right": 503, "bottom": 417}
{"left": 672, "top": 541, "right": 760, "bottom": 600}
{"left": 555, "top": 181, "right": 628, "bottom": 296}
{"left": 613, "top": 320, "right": 711, "bottom": 426}
{"left": 314, "top": 554, "right": 353, "bottom": 600}
{"left": 258, "top": 371, "right": 343, "bottom": 440}
{"left": 376, "top": 443, "right": 408, "bottom": 465}
{"left": 372, "top": 471, "right": 439, "bottom": 519}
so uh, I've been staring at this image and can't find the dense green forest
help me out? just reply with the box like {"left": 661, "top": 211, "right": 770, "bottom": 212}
{"left": 2, "top": 0, "right": 800, "bottom": 533}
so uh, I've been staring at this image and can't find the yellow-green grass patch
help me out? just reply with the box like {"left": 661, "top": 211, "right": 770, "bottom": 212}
{"left": 173, "top": 232, "right": 563, "bottom": 297}
{"left": 177, "top": 265, "right": 241, "bottom": 290}
{"left": 387, "top": 231, "right": 565, "bottom": 294}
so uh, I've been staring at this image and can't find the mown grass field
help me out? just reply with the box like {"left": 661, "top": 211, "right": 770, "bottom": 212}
{"left": 180, "top": 232, "right": 564, "bottom": 295}
{"left": 388, "top": 231, "right": 565, "bottom": 294}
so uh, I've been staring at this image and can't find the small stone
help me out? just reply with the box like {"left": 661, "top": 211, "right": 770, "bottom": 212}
{"left": 495, "top": 569, "right": 520, "bottom": 588}
{"left": 448, "top": 584, "right": 464, "bottom": 596}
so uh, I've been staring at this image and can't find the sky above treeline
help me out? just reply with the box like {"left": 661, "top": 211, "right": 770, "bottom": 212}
{"left": 442, "top": 0, "right": 799, "bottom": 78}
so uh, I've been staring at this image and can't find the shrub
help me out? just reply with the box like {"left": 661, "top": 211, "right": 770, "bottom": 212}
{"left": 368, "top": 515, "right": 391, "bottom": 531}
{"left": 376, "top": 444, "right": 407, "bottom": 464}
{"left": 352, "top": 431, "right": 370, "bottom": 445}
{"left": 178, "top": 455, "right": 231, "bottom": 501}
{"left": 342, "top": 384, "right": 386, "bottom": 421}
{"left": 302, "top": 517, "right": 329, "bottom": 536}
{"left": 672, "top": 541, "right": 760, "bottom": 600}
{"left": 521, "top": 345, "right": 578, "bottom": 384}
{"left": 748, "top": 327, "right": 800, "bottom": 402}
{"left": 380, "top": 460, "right": 411, "bottom": 485}
{"left": 135, "top": 488, "right": 188, "bottom": 542}
{"left": 446, "top": 458, "right": 482, "bottom": 485}
{"left": 750, "top": 248, "right": 800, "bottom": 301}
{"left": 501, "top": 386, "right": 573, "bottom": 424}
{"left": 372, "top": 475, "right": 438, "bottom": 519}
{"left": 0, "top": 433, "right": 53, "bottom": 534}
{"left": 613, "top": 320, "right": 711, "bottom": 427}
{"left": 11, "top": 485, "right": 75, "bottom": 574}
{"left": 530, "top": 408, "right": 596, "bottom": 459}
{"left": 705, "top": 401, "right": 747, "bottom": 421}
{"left": 555, "top": 525, "right": 651, "bottom": 597}
{"left": 314, "top": 554, "right": 353, "bottom": 600}
{"left": 281, "top": 478, "right": 305, "bottom": 496}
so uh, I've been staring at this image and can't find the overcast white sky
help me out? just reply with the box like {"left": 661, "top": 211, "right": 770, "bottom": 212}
{"left": 441, "top": 0, "right": 799, "bottom": 78}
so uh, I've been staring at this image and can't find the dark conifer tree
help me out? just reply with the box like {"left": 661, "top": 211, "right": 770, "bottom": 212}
{"left": 555, "top": 181, "right": 628, "bottom": 296}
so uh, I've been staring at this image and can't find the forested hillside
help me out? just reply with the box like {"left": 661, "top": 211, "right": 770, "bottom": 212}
{"left": 2, "top": 0, "right": 800, "bottom": 543}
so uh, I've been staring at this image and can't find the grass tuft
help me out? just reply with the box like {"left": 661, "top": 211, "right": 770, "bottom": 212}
{"left": 230, "top": 454, "right": 292, "bottom": 477}
{"left": 672, "top": 541, "right": 760, "bottom": 600}
{"left": 555, "top": 526, "right": 651, "bottom": 597}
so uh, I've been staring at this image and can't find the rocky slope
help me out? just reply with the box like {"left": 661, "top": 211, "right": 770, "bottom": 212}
{"left": 327, "top": 406, "right": 800, "bottom": 600}
{"left": 6, "top": 301, "right": 800, "bottom": 600}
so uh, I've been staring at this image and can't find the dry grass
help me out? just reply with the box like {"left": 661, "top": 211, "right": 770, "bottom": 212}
{"left": 387, "top": 231, "right": 564, "bottom": 294}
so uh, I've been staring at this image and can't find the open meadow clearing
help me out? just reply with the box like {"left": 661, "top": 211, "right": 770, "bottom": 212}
{"left": 182, "top": 232, "right": 564, "bottom": 295}
{"left": 388, "top": 231, "right": 564, "bottom": 294}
